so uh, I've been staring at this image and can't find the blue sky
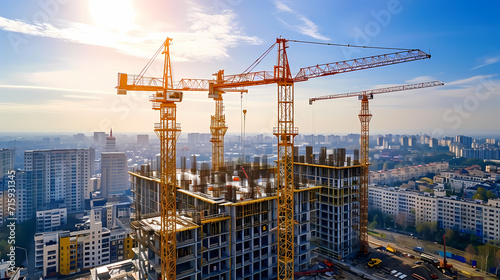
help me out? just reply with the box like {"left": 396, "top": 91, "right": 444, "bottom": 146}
{"left": 0, "top": 0, "right": 499, "bottom": 137}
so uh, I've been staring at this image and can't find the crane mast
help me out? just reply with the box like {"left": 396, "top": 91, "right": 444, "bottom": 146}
{"left": 209, "top": 70, "right": 228, "bottom": 196}
{"left": 155, "top": 38, "right": 179, "bottom": 280}
{"left": 358, "top": 95, "right": 371, "bottom": 254}
{"left": 274, "top": 38, "right": 297, "bottom": 280}
{"left": 309, "top": 81, "right": 444, "bottom": 254}
{"left": 117, "top": 38, "right": 181, "bottom": 280}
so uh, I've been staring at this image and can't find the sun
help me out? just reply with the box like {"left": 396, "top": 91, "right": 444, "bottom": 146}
{"left": 88, "top": 0, "right": 136, "bottom": 32}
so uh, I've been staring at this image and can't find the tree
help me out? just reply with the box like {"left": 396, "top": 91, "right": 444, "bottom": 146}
{"left": 382, "top": 161, "right": 389, "bottom": 171}
{"left": 368, "top": 220, "right": 378, "bottom": 230}
{"left": 495, "top": 249, "right": 500, "bottom": 275}
{"left": 465, "top": 244, "right": 476, "bottom": 264}
{"left": 416, "top": 222, "right": 429, "bottom": 237}
{"left": 478, "top": 245, "right": 491, "bottom": 271}
{"left": 473, "top": 187, "right": 487, "bottom": 201}
{"left": 486, "top": 190, "right": 497, "bottom": 200}
{"left": 395, "top": 212, "right": 407, "bottom": 229}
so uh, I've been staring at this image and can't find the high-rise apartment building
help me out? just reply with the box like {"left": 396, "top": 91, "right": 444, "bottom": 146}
{"left": 101, "top": 152, "right": 129, "bottom": 197}
{"left": 0, "top": 149, "right": 14, "bottom": 176}
{"left": 0, "top": 149, "right": 15, "bottom": 225}
{"left": 25, "top": 148, "right": 95, "bottom": 213}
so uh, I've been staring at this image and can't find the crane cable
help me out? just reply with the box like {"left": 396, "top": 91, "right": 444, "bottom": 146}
{"left": 134, "top": 39, "right": 168, "bottom": 85}
{"left": 242, "top": 42, "right": 277, "bottom": 74}
{"left": 288, "top": 39, "right": 414, "bottom": 51}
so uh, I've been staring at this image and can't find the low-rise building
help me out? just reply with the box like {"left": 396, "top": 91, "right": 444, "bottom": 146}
{"left": 369, "top": 186, "right": 500, "bottom": 244}
{"left": 36, "top": 207, "right": 67, "bottom": 232}
{"left": 34, "top": 210, "right": 133, "bottom": 278}
{"left": 369, "top": 162, "right": 449, "bottom": 185}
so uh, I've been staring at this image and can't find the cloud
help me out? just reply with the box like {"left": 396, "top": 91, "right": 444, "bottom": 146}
{"left": 471, "top": 57, "right": 500, "bottom": 70}
{"left": 0, "top": 84, "right": 112, "bottom": 94}
{"left": 274, "top": 1, "right": 330, "bottom": 41}
{"left": 0, "top": 4, "right": 262, "bottom": 61}
{"left": 404, "top": 76, "right": 437, "bottom": 84}
{"left": 446, "top": 74, "right": 497, "bottom": 86}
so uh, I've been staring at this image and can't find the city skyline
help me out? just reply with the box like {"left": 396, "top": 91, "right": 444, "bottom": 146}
{"left": 0, "top": 1, "right": 499, "bottom": 136}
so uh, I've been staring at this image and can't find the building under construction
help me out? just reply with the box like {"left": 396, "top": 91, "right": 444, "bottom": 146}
{"left": 129, "top": 146, "right": 361, "bottom": 280}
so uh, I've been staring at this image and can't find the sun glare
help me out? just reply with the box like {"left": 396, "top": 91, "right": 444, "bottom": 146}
{"left": 88, "top": 0, "right": 135, "bottom": 32}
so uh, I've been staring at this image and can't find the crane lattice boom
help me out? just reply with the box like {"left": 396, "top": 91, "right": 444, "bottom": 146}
{"left": 309, "top": 80, "right": 444, "bottom": 104}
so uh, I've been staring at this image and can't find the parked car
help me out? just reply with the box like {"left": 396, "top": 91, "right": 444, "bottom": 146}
{"left": 415, "top": 261, "right": 423, "bottom": 265}
{"left": 430, "top": 274, "right": 438, "bottom": 279}
{"left": 399, "top": 274, "right": 407, "bottom": 279}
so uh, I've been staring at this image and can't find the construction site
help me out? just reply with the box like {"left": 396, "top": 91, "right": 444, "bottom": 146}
{"left": 119, "top": 37, "right": 434, "bottom": 280}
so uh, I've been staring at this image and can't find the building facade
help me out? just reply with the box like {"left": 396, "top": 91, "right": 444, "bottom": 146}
{"left": 36, "top": 207, "right": 68, "bottom": 233}
{"left": 25, "top": 148, "right": 95, "bottom": 213}
{"left": 369, "top": 186, "right": 500, "bottom": 244}
{"left": 101, "top": 152, "right": 129, "bottom": 197}
{"left": 34, "top": 210, "right": 133, "bottom": 278}
{"left": 369, "top": 162, "right": 449, "bottom": 185}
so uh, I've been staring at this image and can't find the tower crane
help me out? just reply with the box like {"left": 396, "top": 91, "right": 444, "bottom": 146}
{"left": 172, "top": 38, "right": 431, "bottom": 279}
{"left": 309, "top": 80, "right": 444, "bottom": 255}
{"left": 116, "top": 38, "right": 245, "bottom": 280}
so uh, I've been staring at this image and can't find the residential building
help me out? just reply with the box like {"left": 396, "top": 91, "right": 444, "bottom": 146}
{"left": 101, "top": 152, "right": 129, "bottom": 197}
{"left": 0, "top": 149, "right": 15, "bottom": 225}
{"left": 36, "top": 207, "right": 67, "bottom": 232}
{"left": 369, "top": 162, "right": 449, "bottom": 185}
{"left": 15, "top": 170, "right": 33, "bottom": 223}
{"left": 34, "top": 209, "right": 133, "bottom": 278}
{"left": 25, "top": 148, "right": 95, "bottom": 213}
{"left": 368, "top": 186, "right": 500, "bottom": 244}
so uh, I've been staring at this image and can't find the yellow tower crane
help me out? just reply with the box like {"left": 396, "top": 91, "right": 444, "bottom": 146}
{"left": 117, "top": 37, "right": 180, "bottom": 280}
{"left": 309, "top": 80, "right": 444, "bottom": 255}
{"left": 117, "top": 38, "right": 247, "bottom": 280}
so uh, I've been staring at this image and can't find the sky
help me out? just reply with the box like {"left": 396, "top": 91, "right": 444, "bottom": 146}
{"left": 0, "top": 0, "right": 499, "bottom": 138}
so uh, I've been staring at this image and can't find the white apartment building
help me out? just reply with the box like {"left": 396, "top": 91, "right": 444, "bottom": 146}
{"left": 34, "top": 209, "right": 133, "bottom": 277}
{"left": 100, "top": 152, "right": 129, "bottom": 197}
{"left": 369, "top": 162, "right": 449, "bottom": 185}
{"left": 25, "top": 148, "right": 95, "bottom": 213}
{"left": 36, "top": 207, "right": 67, "bottom": 232}
{"left": 369, "top": 186, "right": 500, "bottom": 244}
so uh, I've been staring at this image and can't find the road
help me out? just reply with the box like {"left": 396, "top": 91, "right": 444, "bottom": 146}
{"left": 368, "top": 229, "right": 498, "bottom": 280}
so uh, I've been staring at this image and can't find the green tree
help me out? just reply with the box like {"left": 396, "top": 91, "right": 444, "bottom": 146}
{"left": 486, "top": 190, "right": 497, "bottom": 199}
{"left": 473, "top": 187, "right": 487, "bottom": 201}
{"left": 382, "top": 161, "right": 389, "bottom": 171}
{"left": 368, "top": 220, "right": 378, "bottom": 230}
{"left": 478, "top": 244, "right": 492, "bottom": 271}
{"left": 416, "top": 222, "right": 429, "bottom": 237}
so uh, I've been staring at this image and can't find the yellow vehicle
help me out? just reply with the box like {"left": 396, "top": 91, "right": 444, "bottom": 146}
{"left": 386, "top": 245, "right": 397, "bottom": 254}
{"left": 368, "top": 258, "right": 382, "bottom": 268}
